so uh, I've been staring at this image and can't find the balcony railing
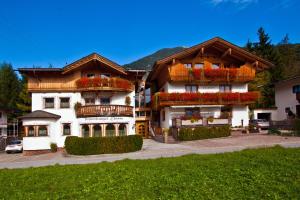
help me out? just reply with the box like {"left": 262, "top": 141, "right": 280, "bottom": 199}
{"left": 169, "top": 65, "right": 255, "bottom": 83}
{"left": 28, "top": 77, "right": 134, "bottom": 92}
{"left": 76, "top": 105, "right": 134, "bottom": 117}
{"left": 152, "top": 92, "right": 259, "bottom": 110}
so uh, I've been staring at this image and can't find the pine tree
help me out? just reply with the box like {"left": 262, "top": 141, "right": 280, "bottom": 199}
{"left": 246, "top": 27, "right": 283, "bottom": 108}
{"left": 0, "top": 63, "right": 20, "bottom": 110}
{"left": 16, "top": 75, "right": 31, "bottom": 114}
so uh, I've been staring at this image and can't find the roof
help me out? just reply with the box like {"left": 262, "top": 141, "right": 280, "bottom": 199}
{"left": 62, "top": 53, "right": 126, "bottom": 75}
{"left": 18, "top": 53, "right": 127, "bottom": 75}
{"left": 274, "top": 75, "right": 300, "bottom": 85}
{"left": 148, "top": 37, "right": 274, "bottom": 81}
{"left": 19, "top": 110, "right": 61, "bottom": 120}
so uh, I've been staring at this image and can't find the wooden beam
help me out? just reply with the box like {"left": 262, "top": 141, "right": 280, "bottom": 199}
{"left": 172, "top": 58, "right": 176, "bottom": 64}
{"left": 195, "top": 47, "right": 205, "bottom": 58}
{"left": 252, "top": 61, "right": 259, "bottom": 68}
{"left": 221, "top": 48, "right": 232, "bottom": 58}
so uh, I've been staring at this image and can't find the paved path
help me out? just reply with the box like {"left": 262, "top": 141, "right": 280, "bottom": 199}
{"left": 1, "top": 134, "right": 300, "bottom": 169}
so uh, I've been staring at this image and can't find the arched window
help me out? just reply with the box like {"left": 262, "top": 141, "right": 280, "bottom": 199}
{"left": 82, "top": 125, "right": 90, "bottom": 138}
{"left": 106, "top": 124, "right": 115, "bottom": 137}
{"left": 38, "top": 126, "right": 48, "bottom": 136}
{"left": 28, "top": 126, "right": 35, "bottom": 137}
{"left": 93, "top": 125, "right": 102, "bottom": 137}
{"left": 118, "top": 124, "right": 126, "bottom": 136}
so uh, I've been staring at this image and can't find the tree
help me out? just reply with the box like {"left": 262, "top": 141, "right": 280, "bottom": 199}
{"left": 0, "top": 63, "right": 20, "bottom": 110}
{"left": 246, "top": 27, "right": 283, "bottom": 107}
{"left": 16, "top": 75, "right": 31, "bottom": 114}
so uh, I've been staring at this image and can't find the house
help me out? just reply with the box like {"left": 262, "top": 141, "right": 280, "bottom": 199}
{"left": 146, "top": 37, "right": 273, "bottom": 131}
{"left": 0, "top": 109, "right": 8, "bottom": 137}
{"left": 253, "top": 76, "right": 300, "bottom": 121}
{"left": 19, "top": 53, "right": 136, "bottom": 153}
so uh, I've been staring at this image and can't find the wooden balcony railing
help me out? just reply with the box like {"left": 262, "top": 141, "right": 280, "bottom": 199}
{"left": 28, "top": 77, "right": 134, "bottom": 92}
{"left": 152, "top": 92, "right": 259, "bottom": 110}
{"left": 76, "top": 105, "right": 134, "bottom": 117}
{"left": 169, "top": 65, "right": 255, "bottom": 83}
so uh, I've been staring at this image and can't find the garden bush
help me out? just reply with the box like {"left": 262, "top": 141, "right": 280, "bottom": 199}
{"left": 65, "top": 135, "right": 143, "bottom": 155}
{"left": 292, "top": 119, "right": 300, "bottom": 136}
{"left": 178, "top": 125, "right": 230, "bottom": 141}
{"left": 50, "top": 143, "right": 58, "bottom": 153}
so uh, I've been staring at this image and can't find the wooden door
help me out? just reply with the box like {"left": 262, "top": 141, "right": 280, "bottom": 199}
{"left": 136, "top": 121, "right": 149, "bottom": 138}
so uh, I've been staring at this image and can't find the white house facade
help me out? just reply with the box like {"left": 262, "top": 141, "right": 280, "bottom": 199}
{"left": 19, "top": 53, "right": 136, "bottom": 152}
{"left": 147, "top": 37, "right": 273, "bottom": 132}
{"left": 0, "top": 110, "right": 8, "bottom": 137}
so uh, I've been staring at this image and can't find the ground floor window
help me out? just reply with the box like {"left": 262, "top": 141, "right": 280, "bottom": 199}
{"left": 106, "top": 124, "right": 116, "bottom": 137}
{"left": 93, "top": 125, "right": 102, "bottom": 137}
{"left": 28, "top": 126, "right": 35, "bottom": 136}
{"left": 82, "top": 125, "right": 90, "bottom": 138}
{"left": 118, "top": 124, "right": 126, "bottom": 136}
{"left": 62, "top": 124, "right": 71, "bottom": 135}
{"left": 38, "top": 126, "right": 48, "bottom": 136}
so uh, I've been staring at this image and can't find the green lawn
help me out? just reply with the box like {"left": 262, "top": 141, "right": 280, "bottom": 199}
{"left": 1, "top": 146, "right": 300, "bottom": 199}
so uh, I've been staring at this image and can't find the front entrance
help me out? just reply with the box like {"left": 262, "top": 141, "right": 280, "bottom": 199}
{"left": 136, "top": 121, "right": 149, "bottom": 138}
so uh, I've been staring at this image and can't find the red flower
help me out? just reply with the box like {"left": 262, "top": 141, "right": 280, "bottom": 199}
{"left": 192, "top": 68, "right": 202, "bottom": 80}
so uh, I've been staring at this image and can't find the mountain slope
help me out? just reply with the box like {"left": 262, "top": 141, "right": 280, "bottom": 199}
{"left": 124, "top": 47, "right": 185, "bottom": 70}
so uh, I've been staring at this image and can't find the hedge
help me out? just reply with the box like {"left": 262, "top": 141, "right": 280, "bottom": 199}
{"left": 65, "top": 135, "right": 143, "bottom": 155}
{"left": 178, "top": 125, "right": 231, "bottom": 141}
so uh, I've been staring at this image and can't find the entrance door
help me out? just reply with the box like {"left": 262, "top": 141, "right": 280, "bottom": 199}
{"left": 136, "top": 122, "right": 149, "bottom": 138}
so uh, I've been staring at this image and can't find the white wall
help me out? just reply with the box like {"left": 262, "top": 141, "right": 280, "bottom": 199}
{"left": 275, "top": 79, "right": 299, "bottom": 120}
{"left": 164, "top": 82, "right": 248, "bottom": 93}
{"left": 232, "top": 106, "right": 249, "bottom": 127}
{"left": 0, "top": 110, "right": 7, "bottom": 136}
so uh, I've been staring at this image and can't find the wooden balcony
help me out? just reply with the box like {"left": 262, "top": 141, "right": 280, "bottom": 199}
{"left": 76, "top": 105, "right": 134, "bottom": 117}
{"left": 169, "top": 65, "right": 255, "bottom": 83}
{"left": 27, "top": 77, "right": 134, "bottom": 92}
{"left": 152, "top": 92, "right": 259, "bottom": 110}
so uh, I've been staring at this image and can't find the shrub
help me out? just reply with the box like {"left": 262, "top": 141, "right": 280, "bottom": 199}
{"left": 268, "top": 127, "right": 281, "bottom": 135}
{"left": 50, "top": 143, "right": 58, "bottom": 153}
{"left": 65, "top": 135, "right": 143, "bottom": 155}
{"left": 178, "top": 126, "right": 231, "bottom": 141}
{"left": 292, "top": 119, "right": 300, "bottom": 136}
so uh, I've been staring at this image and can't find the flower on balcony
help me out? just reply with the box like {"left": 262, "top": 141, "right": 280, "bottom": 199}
{"left": 192, "top": 68, "right": 202, "bottom": 80}
{"left": 220, "top": 93, "right": 239, "bottom": 102}
{"left": 228, "top": 68, "right": 238, "bottom": 80}
{"left": 76, "top": 77, "right": 132, "bottom": 90}
{"left": 204, "top": 68, "right": 227, "bottom": 80}
{"left": 240, "top": 92, "right": 259, "bottom": 102}
{"left": 76, "top": 77, "right": 90, "bottom": 88}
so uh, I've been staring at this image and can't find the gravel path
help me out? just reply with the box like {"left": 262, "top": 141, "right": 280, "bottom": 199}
{"left": 1, "top": 134, "right": 300, "bottom": 169}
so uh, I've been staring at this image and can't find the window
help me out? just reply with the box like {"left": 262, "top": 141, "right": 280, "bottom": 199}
{"left": 101, "top": 73, "right": 111, "bottom": 78}
{"left": 162, "top": 110, "right": 165, "bottom": 121}
{"left": 292, "top": 85, "right": 300, "bottom": 93}
{"left": 84, "top": 98, "right": 95, "bottom": 105}
{"left": 100, "top": 97, "right": 110, "bottom": 105}
{"left": 185, "top": 108, "right": 200, "bottom": 117}
{"left": 219, "top": 85, "right": 232, "bottom": 92}
{"left": 194, "top": 63, "right": 204, "bottom": 69}
{"left": 62, "top": 124, "right": 71, "bottom": 135}
{"left": 60, "top": 97, "right": 70, "bottom": 108}
{"left": 184, "top": 63, "right": 192, "bottom": 69}
{"left": 82, "top": 125, "right": 89, "bottom": 138}
{"left": 212, "top": 63, "right": 220, "bottom": 69}
{"left": 87, "top": 73, "right": 95, "bottom": 78}
{"left": 44, "top": 98, "right": 54, "bottom": 108}
{"left": 38, "top": 126, "right": 48, "bottom": 136}
{"left": 119, "top": 124, "right": 126, "bottom": 136}
{"left": 106, "top": 124, "right": 115, "bottom": 137}
{"left": 0, "top": 112, "right": 2, "bottom": 119}
{"left": 185, "top": 85, "right": 198, "bottom": 93}
{"left": 28, "top": 126, "right": 35, "bottom": 136}
{"left": 93, "top": 125, "right": 102, "bottom": 137}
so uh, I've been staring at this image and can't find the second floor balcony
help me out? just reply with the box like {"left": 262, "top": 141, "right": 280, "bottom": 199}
{"left": 169, "top": 65, "right": 255, "bottom": 83}
{"left": 152, "top": 92, "right": 259, "bottom": 110}
{"left": 75, "top": 104, "right": 134, "bottom": 118}
{"left": 28, "top": 77, "right": 134, "bottom": 92}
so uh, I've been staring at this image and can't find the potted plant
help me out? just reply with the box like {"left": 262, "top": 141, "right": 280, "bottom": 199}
{"left": 74, "top": 102, "right": 82, "bottom": 111}
{"left": 125, "top": 96, "right": 131, "bottom": 106}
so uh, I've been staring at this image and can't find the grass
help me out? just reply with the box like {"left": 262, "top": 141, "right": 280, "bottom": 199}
{"left": 0, "top": 146, "right": 300, "bottom": 199}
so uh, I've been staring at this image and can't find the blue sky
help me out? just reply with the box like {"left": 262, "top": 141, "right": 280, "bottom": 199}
{"left": 0, "top": 0, "right": 299, "bottom": 68}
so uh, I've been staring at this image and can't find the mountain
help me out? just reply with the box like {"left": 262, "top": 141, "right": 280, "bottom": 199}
{"left": 124, "top": 47, "right": 185, "bottom": 70}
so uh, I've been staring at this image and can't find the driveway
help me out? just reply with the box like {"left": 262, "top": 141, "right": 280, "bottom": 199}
{"left": 1, "top": 134, "right": 300, "bottom": 169}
